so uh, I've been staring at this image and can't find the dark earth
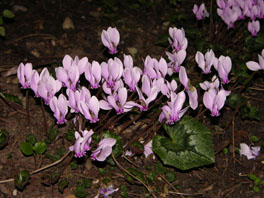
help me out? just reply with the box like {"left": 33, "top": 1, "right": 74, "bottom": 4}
{"left": 0, "top": 0, "right": 264, "bottom": 198}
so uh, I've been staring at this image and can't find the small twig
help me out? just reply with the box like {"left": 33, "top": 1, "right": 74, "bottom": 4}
{"left": 160, "top": 175, "right": 184, "bottom": 198}
{"left": 0, "top": 151, "right": 71, "bottom": 184}
{"left": 112, "top": 153, "right": 156, "bottom": 198}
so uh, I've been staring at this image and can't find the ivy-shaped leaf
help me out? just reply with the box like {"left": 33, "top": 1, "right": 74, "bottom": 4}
{"left": 153, "top": 116, "right": 215, "bottom": 170}
{"left": 3, "top": 9, "right": 15, "bottom": 19}
{"left": 33, "top": 142, "right": 47, "bottom": 154}
{"left": 20, "top": 142, "right": 33, "bottom": 156}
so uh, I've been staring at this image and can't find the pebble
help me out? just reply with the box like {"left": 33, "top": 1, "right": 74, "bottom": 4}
{"left": 12, "top": 189, "right": 17, "bottom": 196}
{"left": 62, "top": 17, "right": 75, "bottom": 30}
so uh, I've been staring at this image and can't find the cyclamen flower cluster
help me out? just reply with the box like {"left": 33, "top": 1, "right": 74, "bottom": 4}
{"left": 192, "top": 3, "right": 209, "bottom": 20}
{"left": 216, "top": 0, "right": 263, "bottom": 36}
{"left": 196, "top": 49, "right": 232, "bottom": 116}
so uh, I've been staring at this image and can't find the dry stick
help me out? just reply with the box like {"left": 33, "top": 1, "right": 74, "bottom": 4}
{"left": 26, "top": 89, "right": 30, "bottom": 126}
{"left": 160, "top": 175, "right": 184, "bottom": 198}
{"left": 40, "top": 99, "right": 48, "bottom": 135}
{"left": 112, "top": 153, "right": 156, "bottom": 198}
{"left": 0, "top": 151, "right": 71, "bottom": 184}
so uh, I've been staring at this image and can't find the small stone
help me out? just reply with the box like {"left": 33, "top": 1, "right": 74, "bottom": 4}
{"left": 51, "top": 40, "right": 56, "bottom": 46}
{"left": 31, "top": 50, "right": 40, "bottom": 58}
{"left": 62, "top": 17, "right": 75, "bottom": 30}
{"left": 127, "top": 47, "right": 138, "bottom": 57}
{"left": 13, "top": 5, "right": 28, "bottom": 12}
{"left": 12, "top": 189, "right": 17, "bottom": 196}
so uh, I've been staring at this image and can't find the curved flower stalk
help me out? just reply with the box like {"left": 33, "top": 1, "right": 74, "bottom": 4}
{"left": 246, "top": 49, "right": 264, "bottom": 71}
{"left": 213, "top": 55, "right": 232, "bottom": 84}
{"left": 73, "top": 56, "right": 89, "bottom": 75}
{"left": 203, "top": 88, "right": 230, "bottom": 116}
{"left": 49, "top": 94, "right": 68, "bottom": 124}
{"left": 101, "top": 27, "right": 120, "bottom": 54}
{"left": 17, "top": 63, "right": 33, "bottom": 89}
{"left": 240, "top": 143, "right": 260, "bottom": 160}
{"left": 91, "top": 138, "right": 116, "bottom": 161}
{"left": 133, "top": 75, "right": 160, "bottom": 111}
{"left": 56, "top": 55, "right": 80, "bottom": 91}
{"left": 168, "top": 27, "right": 188, "bottom": 52}
{"left": 200, "top": 75, "right": 220, "bottom": 91}
{"left": 37, "top": 74, "right": 62, "bottom": 105}
{"left": 159, "top": 91, "right": 188, "bottom": 124}
{"left": 166, "top": 50, "right": 186, "bottom": 74}
{"left": 101, "top": 57, "right": 123, "bottom": 89}
{"left": 69, "top": 130, "right": 94, "bottom": 158}
{"left": 84, "top": 60, "right": 101, "bottom": 89}
{"left": 248, "top": 20, "right": 260, "bottom": 36}
{"left": 100, "top": 87, "right": 135, "bottom": 114}
{"left": 192, "top": 3, "right": 209, "bottom": 20}
{"left": 79, "top": 95, "right": 100, "bottom": 123}
{"left": 195, "top": 49, "right": 215, "bottom": 74}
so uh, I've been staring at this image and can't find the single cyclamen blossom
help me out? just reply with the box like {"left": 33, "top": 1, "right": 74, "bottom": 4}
{"left": 161, "top": 79, "right": 177, "bottom": 98}
{"left": 195, "top": 49, "right": 215, "bottom": 74}
{"left": 69, "top": 130, "right": 94, "bottom": 158}
{"left": 101, "top": 27, "right": 120, "bottom": 54}
{"left": 73, "top": 56, "right": 89, "bottom": 75}
{"left": 187, "top": 86, "right": 198, "bottom": 110}
{"left": 248, "top": 20, "right": 260, "bottom": 36}
{"left": 95, "top": 185, "right": 119, "bottom": 198}
{"left": 101, "top": 57, "right": 123, "bottom": 89}
{"left": 159, "top": 91, "right": 188, "bottom": 124}
{"left": 143, "top": 56, "right": 168, "bottom": 79}
{"left": 144, "top": 140, "right": 155, "bottom": 159}
{"left": 213, "top": 55, "right": 232, "bottom": 84}
{"left": 84, "top": 60, "right": 101, "bottom": 89}
{"left": 192, "top": 3, "right": 209, "bottom": 20}
{"left": 79, "top": 96, "right": 100, "bottom": 123}
{"left": 91, "top": 138, "right": 116, "bottom": 161}
{"left": 240, "top": 143, "right": 260, "bottom": 160}
{"left": 168, "top": 27, "right": 188, "bottom": 52}
{"left": 203, "top": 88, "right": 230, "bottom": 116}
{"left": 246, "top": 49, "right": 264, "bottom": 71}
{"left": 166, "top": 50, "right": 186, "bottom": 74}
{"left": 200, "top": 75, "right": 220, "bottom": 91}
{"left": 56, "top": 55, "right": 80, "bottom": 91}
{"left": 17, "top": 63, "right": 33, "bottom": 89}
{"left": 100, "top": 87, "right": 135, "bottom": 114}
{"left": 37, "top": 74, "right": 62, "bottom": 105}
{"left": 49, "top": 94, "right": 68, "bottom": 124}
{"left": 30, "top": 68, "right": 50, "bottom": 97}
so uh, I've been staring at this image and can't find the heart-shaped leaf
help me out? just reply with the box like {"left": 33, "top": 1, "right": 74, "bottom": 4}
{"left": 153, "top": 116, "right": 215, "bottom": 170}
{"left": 3, "top": 9, "right": 15, "bottom": 18}
{"left": 14, "top": 170, "right": 30, "bottom": 190}
{"left": 20, "top": 142, "right": 33, "bottom": 156}
{"left": 33, "top": 142, "right": 47, "bottom": 154}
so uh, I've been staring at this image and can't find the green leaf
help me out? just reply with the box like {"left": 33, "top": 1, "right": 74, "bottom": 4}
{"left": 0, "top": 129, "right": 8, "bottom": 149}
{"left": 102, "top": 130, "right": 123, "bottom": 158}
{"left": 153, "top": 116, "right": 215, "bottom": 170}
{"left": 82, "top": 178, "right": 91, "bottom": 188}
{"left": 49, "top": 127, "right": 58, "bottom": 141}
{"left": 130, "top": 141, "right": 144, "bottom": 154}
{"left": 75, "top": 185, "right": 87, "bottom": 198}
{"left": 20, "top": 142, "right": 33, "bottom": 156}
{"left": 65, "top": 130, "right": 75, "bottom": 142}
{"left": 165, "top": 171, "right": 175, "bottom": 182}
{"left": 70, "top": 162, "right": 78, "bottom": 170}
{"left": 98, "top": 168, "right": 105, "bottom": 175}
{"left": 248, "top": 174, "right": 257, "bottom": 181}
{"left": 14, "top": 170, "right": 30, "bottom": 190}
{"left": 3, "top": 9, "right": 15, "bottom": 19}
{"left": 0, "top": 17, "right": 3, "bottom": 25}
{"left": 153, "top": 162, "right": 167, "bottom": 175}
{"left": 240, "top": 102, "right": 260, "bottom": 121}
{"left": 58, "top": 178, "right": 68, "bottom": 193}
{"left": 254, "top": 177, "right": 261, "bottom": 185}
{"left": 250, "top": 136, "right": 259, "bottom": 142}
{"left": 26, "top": 134, "right": 36, "bottom": 145}
{"left": 253, "top": 186, "right": 260, "bottom": 193}
{"left": 33, "top": 142, "right": 47, "bottom": 154}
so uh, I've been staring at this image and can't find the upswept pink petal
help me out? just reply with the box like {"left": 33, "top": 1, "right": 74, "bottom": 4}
{"left": 246, "top": 61, "right": 260, "bottom": 71}
{"left": 99, "top": 100, "right": 112, "bottom": 110}
{"left": 62, "top": 55, "right": 73, "bottom": 71}
{"left": 56, "top": 67, "right": 68, "bottom": 85}
{"left": 88, "top": 96, "right": 99, "bottom": 120}
{"left": 179, "top": 66, "right": 189, "bottom": 90}
{"left": 158, "top": 57, "right": 168, "bottom": 77}
{"left": 142, "top": 75, "right": 151, "bottom": 96}
{"left": 118, "top": 87, "right": 127, "bottom": 107}
{"left": 195, "top": 51, "right": 205, "bottom": 70}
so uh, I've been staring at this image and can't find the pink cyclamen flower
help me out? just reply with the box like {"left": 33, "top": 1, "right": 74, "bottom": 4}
{"left": 96, "top": 185, "right": 119, "bottom": 198}
{"left": 159, "top": 91, "right": 188, "bottom": 124}
{"left": 91, "top": 138, "right": 116, "bottom": 161}
{"left": 193, "top": 3, "right": 209, "bottom": 20}
{"left": 56, "top": 55, "right": 80, "bottom": 91}
{"left": 203, "top": 88, "right": 230, "bottom": 116}
{"left": 17, "top": 63, "right": 33, "bottom": 89}
{"left": 100, "top": 87, "right": 135, "bottom": 114}
{"left": 246, "top": 49, "right": 264, "bottom": 71}
{"left": 144, "top": 140, "right": 154, "bottom": 159}
{"left": 161, "top": 79, "right": 177, "bottom": 98}
{"left": 85, "top": 60, "right": 101, "bottom": 89}
{"left": 168, "top": 27, "right": 188, "bottom": 52}
{"left": 200, "top": 75, "right": 220, "bottom": 91}
{"left": 37, "top": 74, "right": 62, "bottom": 105}
{"left": 69, "top": 130, "right": 94, "bottom": 158}
{"left": 213, "top": 55, "right": 232, "bottom": 84}
{"left": 240, "top": 143, "right": 260, "bottom": 160}
{"left": 248, "top": 20, "right": 260, "bottom": 36}
{"left": 143, "top": 56, "right": 168, "bottom": 79}
{"left": 79, "top": 96, "right": 100, "bottom": 123}
{"left": 49, "top": 94, "right": 68, "bottom": 124}
{"left": 195, "top": 49, "right": 215, "bottom": 74}
{"left": 101, "top": 27, "right": 120, "bottom": 54}
{"left": 166, "top": 50, "right": 186, "bottom": 74}
{"left": 187, "top": 86, "right": 198, "bottom": 110}
{"left": 30, "top": 68, "right": 50, "bottom": 97}
{"left": 73, "top": 56, "right": 89, "bottom": 75}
